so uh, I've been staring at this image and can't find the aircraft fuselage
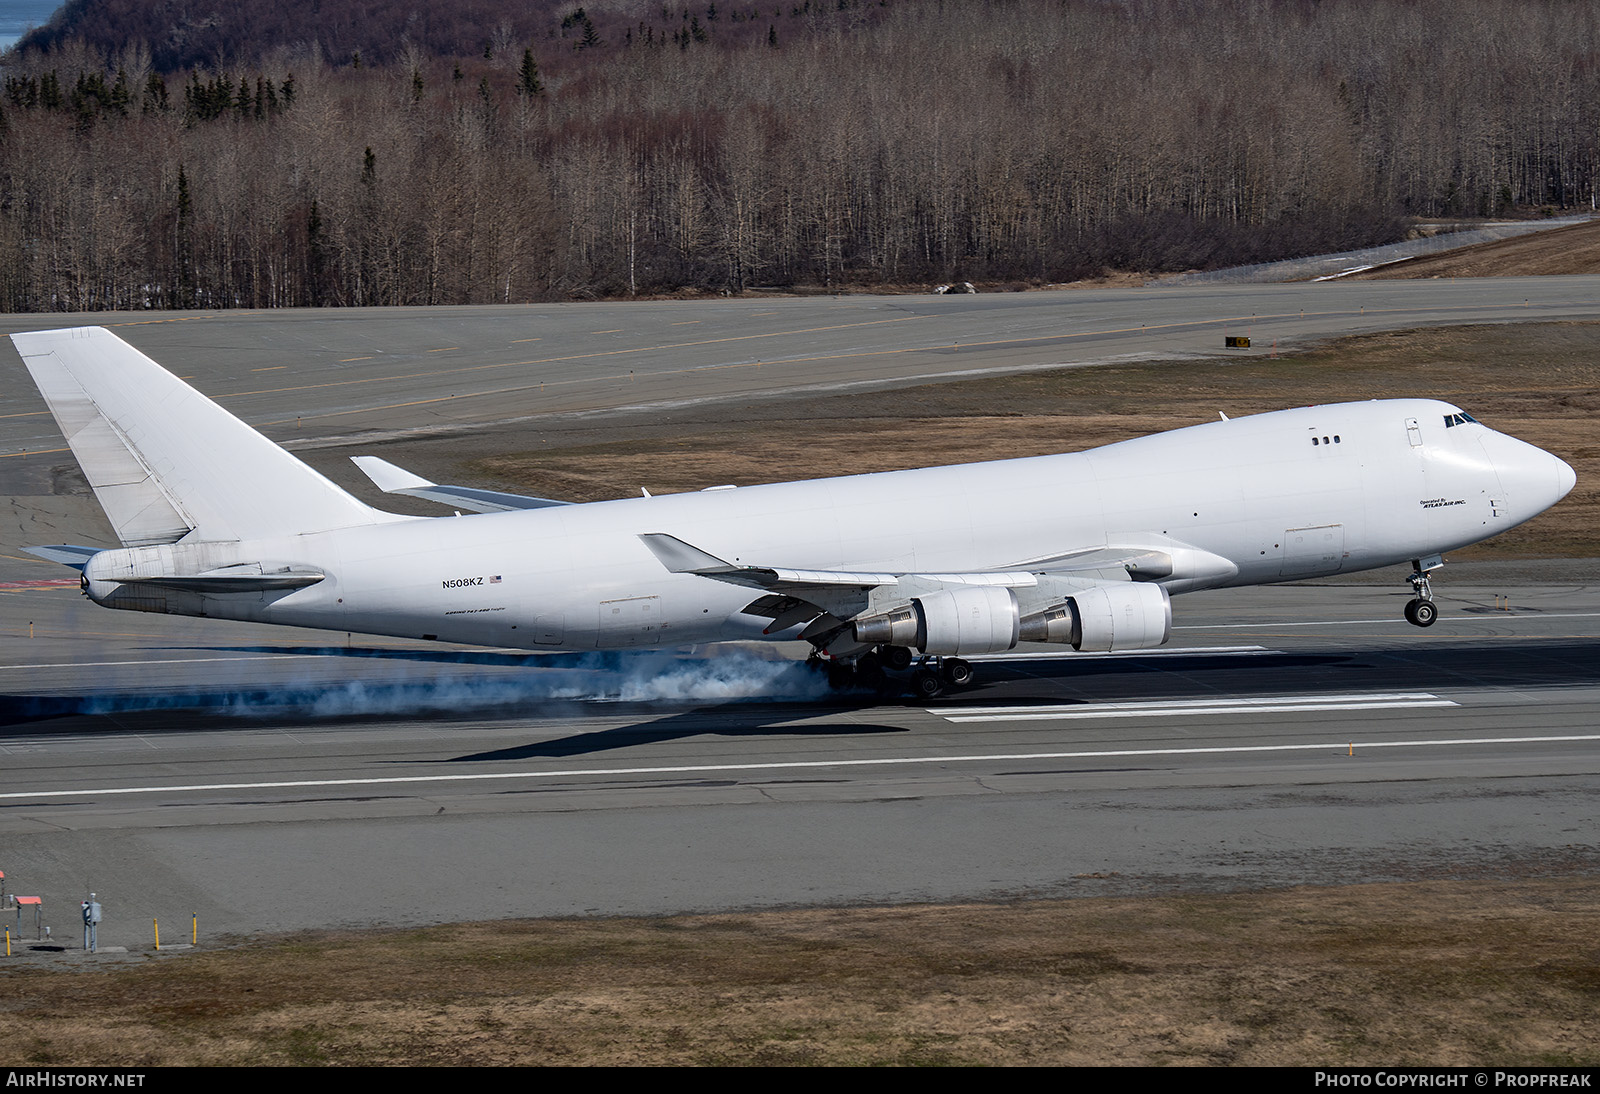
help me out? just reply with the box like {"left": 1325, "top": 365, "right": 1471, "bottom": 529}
{"left": 79, "top": 398, "right": 1574, "bottom": 652}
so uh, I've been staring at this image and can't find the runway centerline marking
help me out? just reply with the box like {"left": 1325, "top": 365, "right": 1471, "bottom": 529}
{"left": 5, "top": 733, "right": 1596, "bottom": 803}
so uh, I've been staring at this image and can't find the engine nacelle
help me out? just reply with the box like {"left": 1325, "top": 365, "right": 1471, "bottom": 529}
{"left": 853, "top": 585, "right": 1020, "bottom": 655}
{"left": 1019, "top": 582, "right": 1170, "bottom": 652}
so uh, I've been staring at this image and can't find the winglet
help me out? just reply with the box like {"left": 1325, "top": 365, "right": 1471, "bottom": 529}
{"left": 638, "top": 533, "right": 737, "bottom": 574}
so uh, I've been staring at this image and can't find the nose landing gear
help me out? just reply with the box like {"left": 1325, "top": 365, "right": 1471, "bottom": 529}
{"left": 1404, "top": 556, "right": 1442, "bottom": 627}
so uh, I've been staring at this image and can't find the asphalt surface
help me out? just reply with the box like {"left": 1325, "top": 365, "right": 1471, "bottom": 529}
{"left": 1, "top": 283, "right": 1596, "bottom": 947}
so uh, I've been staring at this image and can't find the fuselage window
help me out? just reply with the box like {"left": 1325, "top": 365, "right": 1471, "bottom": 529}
{"left": 1334, "top": 435, "right": 1341, "bottom": 443}
{"left": 1312, "top": 437, "right": 1319, "bottom": 445}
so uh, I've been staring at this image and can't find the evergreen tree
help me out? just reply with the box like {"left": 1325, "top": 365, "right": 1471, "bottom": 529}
{"left": 109, "top": 69, "right": 130, "bottom": 117}
{"left": 175, "top": 164, "right": 194, "bottom": 307}
{"left": 518, "top": 49, "right": 544, "bottom": 96}
{"left": 143, "top": 72, "right": 168, "bottom": 114}
{"left": 306, "top": 198, "right": 326, "bottom": 307}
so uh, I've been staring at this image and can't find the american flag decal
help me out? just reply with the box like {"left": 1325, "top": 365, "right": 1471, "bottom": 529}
{"left": 489, "top": 575, "right": 502, "bottom": 583}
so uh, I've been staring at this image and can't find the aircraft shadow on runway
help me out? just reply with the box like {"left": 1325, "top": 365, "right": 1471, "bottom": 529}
{"left": 2, "top": 640, "right": 1597, "bottom": 736}
{"left": 446, "top": 707, "right": 912, "bottom": 763}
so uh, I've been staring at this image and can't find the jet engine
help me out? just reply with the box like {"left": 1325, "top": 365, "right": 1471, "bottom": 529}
{"left": 1018, "top": 582, "right": 1171, "bottom": 651}
{"left": 853, "top": 586, "right": 1021, "bottom": 655}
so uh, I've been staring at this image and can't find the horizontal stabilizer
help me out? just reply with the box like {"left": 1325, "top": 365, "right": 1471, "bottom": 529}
{"left": 118, "top": 571, "right": 325, "bottom": 594}
{"left": 351, "top": 456, "right": 570, "bottom": 514}
{"left": 12, "top": 327, "right": 401, "bottom": 544}
{"left": 23, "top": 544, "right": 101, "bottom": 571}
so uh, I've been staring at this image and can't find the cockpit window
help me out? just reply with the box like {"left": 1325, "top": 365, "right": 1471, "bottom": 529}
{"left": 1443, "top": 412, "right": 1479, "bottom": 428}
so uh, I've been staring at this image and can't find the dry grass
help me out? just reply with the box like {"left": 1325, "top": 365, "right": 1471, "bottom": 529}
{"left": 3, "top": 880, "right": 1596, "bottom": 1065}
{"left": 467, "top": 321, "right": 1600, "bottom": 559}
{"left": 1355, "top": 218, "right": 1600, "bottom": 279}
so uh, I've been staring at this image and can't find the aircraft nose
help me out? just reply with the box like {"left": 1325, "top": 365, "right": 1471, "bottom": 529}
{"left": 1554, "top": 452, "right": 1577, "bottom": 501}
{"left": 1482, "top": 431, "right": 1575, "bottom": 518}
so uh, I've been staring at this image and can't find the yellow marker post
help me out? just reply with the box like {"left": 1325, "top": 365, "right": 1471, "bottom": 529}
{"left": 1348, "top": 742, "right": 1354, "bottom": 756}
{"left": 154, "top": 918, "right": 160, "bottom": 951}
{"left": 5, "top": 926, "right": 10, "bottom": 956}
{"left": 192, "top": 914, "right": 197, "bottom": 945}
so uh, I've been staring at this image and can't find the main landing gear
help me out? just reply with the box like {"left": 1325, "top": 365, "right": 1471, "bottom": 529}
{"left": 910, "top": 655, "right": 975, "bottom": 699}
{"left": 1403, "top": 557, "right": 1440, "bottom": 628}
{"left": 809, "top": 645, "right": 976, "bottom": 698}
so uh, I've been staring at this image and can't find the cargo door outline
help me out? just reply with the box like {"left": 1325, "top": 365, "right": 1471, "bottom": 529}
{"left": 1280, "top": 524, "right": 1345, "bottom": 577}
{"left": 597, "top": 595, "right": 662, "bottom": 648}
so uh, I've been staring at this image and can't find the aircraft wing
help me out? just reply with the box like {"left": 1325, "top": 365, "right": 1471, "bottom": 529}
{"left": 351, "top": 456, "right": 571, "bottom": 514}
{"left": 639, "top": 533, "right": 1037, "bottom": 591}
{"left": 640, "top": 533, "right": 1203, "bottom": 652}
{"left": 640, "top": 533, "right": 1207, "bottom": 592}
{"left": 639, "top": 532, "right": 1137, "bottom": 641}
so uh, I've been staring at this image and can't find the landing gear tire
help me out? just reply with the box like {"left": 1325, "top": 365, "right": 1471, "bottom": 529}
{"left": 912, "top": 669, "right": 945, "bottom": 699}
{"left": 940, "top": 658, "right": 974, "bottom": 687}
{"left": 879, "top": 644, "right": 914, "bottom": 671}
{"left": 855, "top": 652, "right": 887, "bottom": 690}
{"left": 1404, "top": 598, "right": 1437, "bottom": 627}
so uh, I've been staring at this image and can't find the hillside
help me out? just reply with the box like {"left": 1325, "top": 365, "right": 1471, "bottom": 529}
{"left": 0, "top": 0, "right": 1597, "bottom": 309}
{"left": 14, "top": 0, "right": 851, "bottom": 73}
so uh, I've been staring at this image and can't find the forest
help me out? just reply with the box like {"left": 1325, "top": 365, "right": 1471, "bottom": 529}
{"left": 0, "top": 0, "right": 1595, "bottom": 310}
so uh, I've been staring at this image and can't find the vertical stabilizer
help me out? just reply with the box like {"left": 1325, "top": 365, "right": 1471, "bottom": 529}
{"left": 12, "top": 326, "right": 400, "bottom": 545}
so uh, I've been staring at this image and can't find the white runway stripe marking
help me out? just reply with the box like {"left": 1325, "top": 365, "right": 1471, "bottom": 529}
{"left": 967, "top": 645, "right": 1270, "bottom": 661}
{"left": 3, "top": 733, "right": 1597, "bottom": 802}
{"left": 935, "top": 692, "right": 1456, "bottom": 722}
{"left": 1176, "top": 611, "right": 1600, "bottom": 629}
{"left": 0, "top": 655, "right": 317, "bottom": 671}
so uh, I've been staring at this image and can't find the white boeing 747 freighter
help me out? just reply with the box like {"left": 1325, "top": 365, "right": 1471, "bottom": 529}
{"left": 12, "top": 326, "right": 1576, "bottom": 696}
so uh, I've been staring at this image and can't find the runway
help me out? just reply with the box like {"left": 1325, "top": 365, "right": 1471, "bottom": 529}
{"left": 1, "top": 571, "right": 1596, "bottom": 937}
{"left": 4, "top": 277, "right": 1600, "bottom": 473}
{"left": 0, "top": 283, "right": 1597, "bottom": 941}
